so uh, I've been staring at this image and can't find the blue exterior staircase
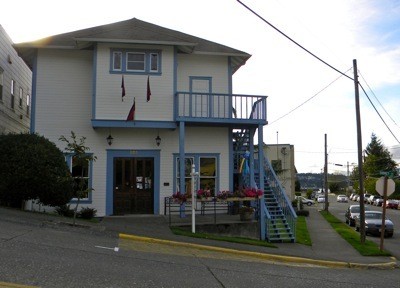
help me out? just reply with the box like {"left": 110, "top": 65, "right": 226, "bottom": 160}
{"left": 233, "top": 129, "right": 296, "bottom": 243}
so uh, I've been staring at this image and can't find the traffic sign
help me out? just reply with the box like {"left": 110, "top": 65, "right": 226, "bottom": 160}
{"left": 375, "top": 176, "right": 395, "bottom": 196}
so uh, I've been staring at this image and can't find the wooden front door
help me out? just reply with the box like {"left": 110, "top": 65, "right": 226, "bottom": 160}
{"left": 113, "top": 157, "right": 154, "bottom": 215}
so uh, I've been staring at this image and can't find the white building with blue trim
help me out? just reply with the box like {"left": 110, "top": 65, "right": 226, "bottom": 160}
{"left": 16, "top": 18, "right": 296, "bottom": 242}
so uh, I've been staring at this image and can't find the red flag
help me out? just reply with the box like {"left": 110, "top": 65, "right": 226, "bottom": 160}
{"left": 146, "top": 75, "right": 151, "bottom": 102}
{"left": 126, "top": 97, "right": 135, "bottom": 121}
{"left": 121, "top": 75, "right": 126, "bottom": 101}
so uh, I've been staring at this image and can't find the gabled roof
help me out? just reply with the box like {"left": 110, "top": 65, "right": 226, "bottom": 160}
{"left": 14, "top": 18, "right": 251, "bottom": 72}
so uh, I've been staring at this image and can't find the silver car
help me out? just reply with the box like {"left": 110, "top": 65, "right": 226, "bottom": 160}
{"left": 354, "top": 211, "right": 394, "bottom": 237}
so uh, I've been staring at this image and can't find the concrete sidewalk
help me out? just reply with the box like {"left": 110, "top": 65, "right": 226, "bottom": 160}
{"left": 101, "top": 206, "right": 398, "bottom": 269}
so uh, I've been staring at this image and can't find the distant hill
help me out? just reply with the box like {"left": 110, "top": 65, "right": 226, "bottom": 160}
{"left": 297, "top": 173, "right": 348, "bottom": 190}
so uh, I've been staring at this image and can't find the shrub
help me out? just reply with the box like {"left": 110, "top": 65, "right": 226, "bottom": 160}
{"left": 0, "top": 133, "right": 73, "bottom": 208}
{"left": 55, "top": 204, "right": 74, "bottom": 218}
{"left": 296, "top": 210, "right": 310, "bottom": 217}
{"left": 79, "top": 207, "right": 97, "bottom": 219}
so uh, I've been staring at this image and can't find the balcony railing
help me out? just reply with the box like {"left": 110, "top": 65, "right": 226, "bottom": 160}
{"left": 175, "top": 92, "right": 267, "bottom": 125}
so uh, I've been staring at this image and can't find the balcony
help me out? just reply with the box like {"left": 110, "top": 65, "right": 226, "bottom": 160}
{"left": 175, "top": 92, "right": 268, "bottom": 127}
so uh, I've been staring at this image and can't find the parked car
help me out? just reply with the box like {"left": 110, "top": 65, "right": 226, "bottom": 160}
{"left": 354, "top": 211, "right": 394, "bottom": 238}
{"left": 385, "top": 200, "right": 399, "bottom": 209}
{"left": 368, "top": 195, "right": 382, "bottom": 205}
{"left": 317, "top": 195, "right": 325, "bottom": 203}
{"left": 345, "top": 205, "right": 371, "bottom": 227}
{"left": 363, "top": 194, "right": 371, "bottom": 203}
{"left": 295, "top": 196, "right": 314, "bottom": 206}
{"left": 337, "top": 195, "right": 348, "bottom": 203}
{"left": 349, "top": 193, "right": 357, "bottom": 201}
{"left": 374, "top": 198, "right": 384, "bottom": 206}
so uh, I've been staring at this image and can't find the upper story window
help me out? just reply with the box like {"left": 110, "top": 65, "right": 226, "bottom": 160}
{"left": 26, "top": 94, "right": 30, "bottom": 116}
{"left": 10, "top": 79, "right": 15, "bottom": 109}
{"left": 19, "top": 87, "right": 23, "bottom": 107}
{"left": 111, "top": 49, "right": 161, "bottom": 74}
{"left": 112, "top": 51, "right": 122, "bottom": 71}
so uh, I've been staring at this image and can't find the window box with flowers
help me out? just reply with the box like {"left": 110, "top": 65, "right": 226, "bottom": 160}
{"left": 196, "top": 189, "right": 213, "bottom": 201}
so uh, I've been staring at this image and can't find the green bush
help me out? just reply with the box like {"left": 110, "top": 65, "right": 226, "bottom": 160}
{"left": 0, "top": 133, "right": 73, "bottom": 208}
{"left": 55, "top": 204, "right": 74, "bottom": 218}
{"left": 79, "top": 207, "right": 97, "bottom": 219}
{"left": 296, "top": 210, "right": 310, "bottom": 217}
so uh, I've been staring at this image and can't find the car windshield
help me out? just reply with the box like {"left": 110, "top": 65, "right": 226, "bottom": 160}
{"left": 365, "top": 212, "right": 382, "bottom": 219}
{"left": 350, "top": 206, "right": 360, "bottom": 213}
{"left": 350, "top": 206, "right": 371, "bottom": 213}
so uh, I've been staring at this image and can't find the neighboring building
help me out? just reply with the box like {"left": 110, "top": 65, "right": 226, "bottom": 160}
{"left": 263, "top": 144, "right": 296, "bottom": 200}
{"left": 0, "top": 25, "right": 32, "bottom": 134}
{"left": 15, "top": 18, "right": 295, "bottom": 242}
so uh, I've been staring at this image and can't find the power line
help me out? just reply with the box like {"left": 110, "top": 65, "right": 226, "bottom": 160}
{"left": 359, "top": 83, "right": 400, "bottom": 144}
{"left": 358, "top": 71, "right": 399, "bottom": 128}
{"left": 236, "top": 0, "right": 353, "bottom": 81}
{"left": 269, "top": 69, "right": 351, "bottom": 125}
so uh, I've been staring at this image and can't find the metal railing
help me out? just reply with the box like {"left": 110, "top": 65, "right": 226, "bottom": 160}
{"left": 255, "top": 155, "right": 297, "bottom": 241}
{"left": 175, "top": 92, "right": 267, "bottom": 122}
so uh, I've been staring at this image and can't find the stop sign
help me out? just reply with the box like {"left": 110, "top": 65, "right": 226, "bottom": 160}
{"left": 375, "top": 177, "right": 395, "bottom": 196}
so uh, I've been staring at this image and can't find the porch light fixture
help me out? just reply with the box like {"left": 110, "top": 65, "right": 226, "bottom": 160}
{"left": 106, "top": 134, "right": 114, "bottom": 146}
{"left": 155, "top": 133, "right": 161, "bottom": 146}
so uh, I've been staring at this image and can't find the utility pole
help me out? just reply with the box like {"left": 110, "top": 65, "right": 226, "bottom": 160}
{"left": 324, "top": 133, "right": 329, "bottom": 211}
{"left": 353, "top": 59, "right": 366, "bottom": 244}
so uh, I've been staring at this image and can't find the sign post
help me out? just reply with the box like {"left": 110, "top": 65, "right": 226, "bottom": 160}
{"left": 375, "top": 175, "right": 395, "bottom": 251}
{"left": 191, "top": 164, "right": 199, "bottom": 234}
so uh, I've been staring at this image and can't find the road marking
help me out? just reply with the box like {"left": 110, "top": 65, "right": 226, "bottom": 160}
{"left": 95, "top": 245, "right": 119, "bottom": 252}
{"left": 0, "top": 282, "right": 38, "bottom": 288}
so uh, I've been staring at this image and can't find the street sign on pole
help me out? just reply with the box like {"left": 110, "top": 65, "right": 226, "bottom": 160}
{"left": 376, "top": 176, "right": 395, "bottom": 196}
{"left": 375, "top": 176, "right": 395, "bottom": 251}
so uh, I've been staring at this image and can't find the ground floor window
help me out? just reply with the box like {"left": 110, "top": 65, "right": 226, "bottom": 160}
{"left": 175, "top": 154, "right": 218, "bottom": 196}
{"left": 65, "top": 154, "right": 93, "bottom": 201}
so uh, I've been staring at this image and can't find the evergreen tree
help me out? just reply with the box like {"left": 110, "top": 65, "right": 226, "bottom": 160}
{"left": 363, "top": 133, "right": 397, "bottom": 177}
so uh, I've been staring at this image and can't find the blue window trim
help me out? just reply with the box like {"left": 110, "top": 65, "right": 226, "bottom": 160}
{"left": 65, "top": 153, "right": 94, "bottom": 204}
{"left": 172, "top": 153, "right": 220, "bottom": 194}
{"left": 109, "top": 48, "right": 162, "bottom": 75}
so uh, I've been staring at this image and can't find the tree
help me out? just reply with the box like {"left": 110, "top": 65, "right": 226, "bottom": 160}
{"left": 295, "top": 179, "right": 301, "bottom": 191}
{"left": 363, "top": 133, "right": 397, "bottom": 177}
{"left": 0, "top": 133, "right": 73, "bottom": 208}
{"left": 59, "top": 131, "right": 96, "bottom": 225}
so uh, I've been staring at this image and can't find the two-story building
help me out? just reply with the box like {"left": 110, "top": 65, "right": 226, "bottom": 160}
{"left": 15, "top": 18, "right": 296, "bottom": 241}
{"left": 0, "top": 25, "right": 32, "bottom": 134}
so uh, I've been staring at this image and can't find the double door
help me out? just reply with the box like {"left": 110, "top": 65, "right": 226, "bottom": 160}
{"left": 113, "top": 157, "right": 154, "bottom": 215}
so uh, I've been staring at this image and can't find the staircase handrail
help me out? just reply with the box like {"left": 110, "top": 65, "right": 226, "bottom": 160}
{"left": 262, "top": 155, "right": 297, "bottom": 218}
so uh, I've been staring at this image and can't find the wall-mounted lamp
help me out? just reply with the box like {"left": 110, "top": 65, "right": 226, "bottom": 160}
{"left": 155, "top": 133, "right": 161, "bottom": 146}
{"left": 106, "top": 134, "right": 114, "bottom": 146}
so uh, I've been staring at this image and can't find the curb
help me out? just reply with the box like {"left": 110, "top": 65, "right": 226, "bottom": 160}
{"left": 119, "top": 233, "right": 398, "bottom": 270}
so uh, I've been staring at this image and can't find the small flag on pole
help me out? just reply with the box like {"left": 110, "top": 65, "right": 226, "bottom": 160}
{"left": 121, "top": 75, "right": 126, "bottom": 101}
{"left": 147, "top": 75, "right": 151, "bottom": 102}
{"left": 126, "top": 97, "right": 135, "bottom": 121}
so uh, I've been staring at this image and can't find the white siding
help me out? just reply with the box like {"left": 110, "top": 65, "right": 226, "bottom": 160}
{"left": 0, "top": 25, "right": 32, "bottom": 134}
{"left": 95, "top": 44, "right": 175, "bottom": 121}
{"left": 176, "top": 54, "right": 230, "bottom": 93}
{"left": 34, "top": 45, "right": 233, "bottom": 217}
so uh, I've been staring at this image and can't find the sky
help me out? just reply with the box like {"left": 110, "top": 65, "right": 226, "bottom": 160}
{"left": 2, "top": 0, "right": 400, "bottom": 174}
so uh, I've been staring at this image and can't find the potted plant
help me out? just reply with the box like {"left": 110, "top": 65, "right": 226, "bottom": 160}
{"left": 239, "top": 205, "right": 255, "bottom": 221}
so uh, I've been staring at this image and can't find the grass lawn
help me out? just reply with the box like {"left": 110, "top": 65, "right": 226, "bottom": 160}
{"left": 319, "top": 210, "right": 391, "bottom": 256}
{"left": 296, "top": 216, "right": 312, "bottom": 246}
{"left": 170, "top": 216, "right": 312, "bottom": 247}
{"left": 170, "top": 226, "right": 277, "bottom": 248}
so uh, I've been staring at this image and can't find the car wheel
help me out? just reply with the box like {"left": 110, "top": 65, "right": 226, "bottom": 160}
{"left": 385, "top": 232, "right": 393, "bottom": 238}
{"left": 355, "top": 225, "right": 359, "bottom": 232}
{"left": 307, "top": 202, "right": 312, "bottom": 206}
